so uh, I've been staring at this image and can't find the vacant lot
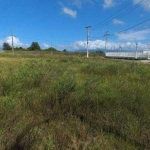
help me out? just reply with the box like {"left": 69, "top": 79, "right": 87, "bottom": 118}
{"left": 0, "top": 52, "right": 150, "bottom": 150}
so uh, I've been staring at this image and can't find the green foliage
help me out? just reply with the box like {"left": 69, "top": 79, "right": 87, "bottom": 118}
{"left": 28, "top": 42, "right": 41, "bottom": 51}
{"left": 14, "top": 47, "right": 24, "bottom": 51}
{"left": 2, "top": 42, "right": 12, "bottom": 50}
{"left": 63, "top": 49, "right": 67, "bottom": 52}
{"left": 0, "top": 53, "right": 150, "bottom": 149}
{"left": 44, "top": 47, "right": 58, "bottom": 52}
{"left": 96, "top": 50, "right": 105, "bottom": 56}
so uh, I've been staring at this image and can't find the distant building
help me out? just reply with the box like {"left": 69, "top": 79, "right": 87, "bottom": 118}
{"left": 105, "top": 51, "right": 150, "bottom": 60}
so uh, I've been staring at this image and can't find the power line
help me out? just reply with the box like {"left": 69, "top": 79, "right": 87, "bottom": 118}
{"left": 92, "top": 0, "right": 149, "bottom": 33}
{"left": 117, "top": 18, "right": 150, "bottom": 34}
{"left": 91, "top": 18, "right": 150, "bottom": 40}
{"left": 93, "top": 0, "right": 147, "bottom": 31}
{"left": 92, "top": 1, "right": 133, "bottom": 30}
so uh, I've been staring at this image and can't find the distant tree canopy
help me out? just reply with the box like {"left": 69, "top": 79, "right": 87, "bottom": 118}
{"left": 44, "top": 47, "right": 58, "bottom": 52}
{"left": 96, "top": 50, "right": 105, "bottom": 56}
{"left": 63, "top": 49, "right": 67, "bottom": 52}
{"left": 3, "top": 42, "right": 12, "bottom": 50}
{"left": 14, "top": 47, "right": 24, "bottom": 51}
{"left": 28, "top": 42, "right": 41, "bottom": 51}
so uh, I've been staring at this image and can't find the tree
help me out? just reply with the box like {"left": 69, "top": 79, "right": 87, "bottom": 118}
{"left": 28, "top": 42, "right": 41, "bottom": 51}
{"left": 14, "top": 47, "right": 24, "bottom": 51}
{"left": 63, "top": 49, "right": 67, "bottom": 52}
{"left": 44, "top": 47, "right": 58, "bottom": 52}
{"left": 3, "top": 42, "right": 12, "bottom": 50}
{"left": 96, "top": 50, "right": 105, "bottom": 56}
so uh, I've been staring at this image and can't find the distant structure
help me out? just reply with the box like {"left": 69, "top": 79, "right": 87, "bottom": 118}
{"left": 105, "top": 51, "right": 150, "bottom": 60}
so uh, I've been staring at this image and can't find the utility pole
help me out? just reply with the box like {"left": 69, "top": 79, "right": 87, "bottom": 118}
{"left": 85, "top": 26, "right": 91, "bottom": 58}
{"left": 10, "top": 28, "right": 14, "bottom": 53}
{"left": 104, "top": 31, "right": 109, "bottom": 53}
{"left": 136, "top": 42, "right": 138, "bottom": 59}
{"left": 148, "top": 43, "right": 150, "bottom": 59}
{"left": 148, "top": 43, "right": 150, "bottom": 50}
{"left": 119, "top": 45, "right": 122, "bottom": 52}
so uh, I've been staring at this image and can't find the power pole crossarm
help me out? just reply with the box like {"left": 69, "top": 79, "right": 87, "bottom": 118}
{"left": 85, "top": 26, "right": 91, "bottom": 58}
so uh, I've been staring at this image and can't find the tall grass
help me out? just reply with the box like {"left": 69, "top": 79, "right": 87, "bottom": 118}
{"left": 0, "top": 53, "right": 150, "bottom": 149}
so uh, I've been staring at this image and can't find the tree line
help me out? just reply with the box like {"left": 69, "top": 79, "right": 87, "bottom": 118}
{"left": 2, "top": 42, "right": 67, "bottom": 52}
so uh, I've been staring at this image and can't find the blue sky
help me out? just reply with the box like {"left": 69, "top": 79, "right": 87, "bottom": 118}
{"left": 0, "top": 0, "right": 150, "bottom": 51}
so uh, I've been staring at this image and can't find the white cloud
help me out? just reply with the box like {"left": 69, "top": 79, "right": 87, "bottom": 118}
{"left": 140, "top": 14, "right": 144, "bottom": 17}
{"left": 73, "top": 0, "right": 84, "bottom": 8}
{"left": 72, "top": 0, "right": 94, "bottom": 8}
{"left": 59, "top": 39, "right": 149, "bottom": 51}
{"left": 5, "top": 36, "right": 24, "bottom": 47}
{"left": 0, "top": 36, "right": 28, "bottom": 49}
{"left": 116, "top": 29, "right": 150, "bottom": 41}
{"left": 133, "top": 0, "right": 150, "bottom": 11}
{"left": 43, "top": 43, "right": 49, "bottom": 49}
{"left": 62, "top": 7, "right": 77, "bottom": 18}
{"left": 113, "top": 19, "right": 125, "bottom": 25}
{"left": 103, "top": 0, "right": 115, "bottom": 8}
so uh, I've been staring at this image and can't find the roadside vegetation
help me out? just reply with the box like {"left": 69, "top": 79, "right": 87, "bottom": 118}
{"left": 0, "top": 52, "right": 150, "bottom": 150}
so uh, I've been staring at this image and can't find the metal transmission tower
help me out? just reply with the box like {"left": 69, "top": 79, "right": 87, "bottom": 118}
{"left": 85, "top": 26, "right": 91, "bottom": 58}
{"left": 104, "top": 31, "right": 109, "bottom": 53}
{"left": 10, "top": 28, "right": 14, "bottom": 53}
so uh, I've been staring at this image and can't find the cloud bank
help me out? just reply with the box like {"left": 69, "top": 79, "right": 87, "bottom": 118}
{"left": 59, "top": 39, "right": 149, "bottom": 51}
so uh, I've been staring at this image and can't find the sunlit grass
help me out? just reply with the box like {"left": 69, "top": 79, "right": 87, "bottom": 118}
{"left": 0, "top": 52, "right": 150, "bottom": 149}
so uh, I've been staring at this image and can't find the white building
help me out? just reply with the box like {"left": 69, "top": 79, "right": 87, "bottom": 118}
{"left": 105, "top": 51, "right": 150, "bottom": 60}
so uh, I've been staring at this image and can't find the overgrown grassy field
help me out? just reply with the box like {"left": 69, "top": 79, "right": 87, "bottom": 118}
{"left": 0, "top": 52, "right": 150, "bottom": 150}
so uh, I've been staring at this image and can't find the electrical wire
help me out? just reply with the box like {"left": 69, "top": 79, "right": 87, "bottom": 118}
{"left": 92, "top": 1, "right": 133, "bottom": 29}
{"left": 91, "top": 0, "right": 149, "bottom": 33}
{"left": 117, "top": 18, "right": 150, "bottom": 34}
{"left": 90, "top": 18, "right": 150, "bottom": 39}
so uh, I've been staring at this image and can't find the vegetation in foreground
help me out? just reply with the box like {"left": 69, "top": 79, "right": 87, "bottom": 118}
{"left": 0, "top": 52, "right": 150, "bottom": 150}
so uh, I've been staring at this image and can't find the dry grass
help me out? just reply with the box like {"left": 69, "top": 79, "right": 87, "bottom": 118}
{"left": 0, "top": 52, "right": 150, "bottom": 150}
